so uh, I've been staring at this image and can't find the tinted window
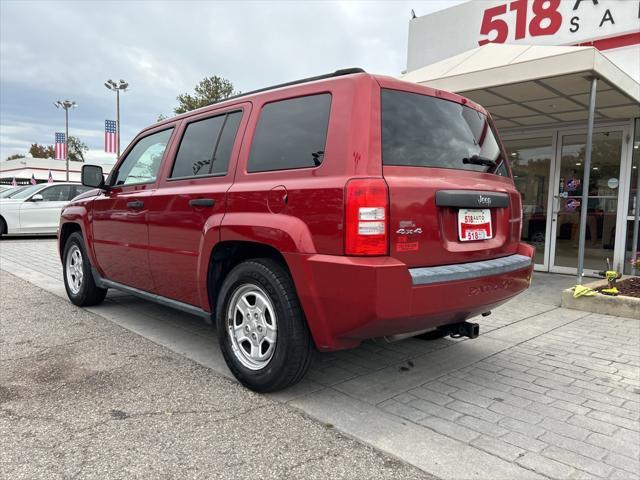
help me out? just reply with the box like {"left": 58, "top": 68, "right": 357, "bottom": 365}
{"left": 171, "top": 116, "right": 224, "bottom": 177}
{"left": 114, "top": 129, "right": 173, "bottom": 185}
{"left": 248, "top": 94, "right": 331, "bottom": 173}
{"left": 212, "top": 112, "right": 242, "bottom": 175}
{"left": 381, "top": 89, "right": 508, "bottom": 175}
{"left": 170, "top": 111, "right": 242, "bottom": 178}
{"left": 39, "top": 185, "right": 74, "bottom": 201}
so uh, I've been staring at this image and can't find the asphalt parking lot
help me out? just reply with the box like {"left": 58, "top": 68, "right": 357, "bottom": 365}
{"left": 1, "top": 238, "right": 639, "bottom": 480}
{"left": 1, "top": 270, "right": 429, "bottom": 479}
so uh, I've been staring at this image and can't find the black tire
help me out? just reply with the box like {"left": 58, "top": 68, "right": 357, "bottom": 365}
{"left": 0, "top": 216, "right": 6, "bottom": 236}
{"left": 216, "top": 258, "right": 314, "bottom": 392}
{"left": 63, "top": 232, "right": 107, "bottom": 306}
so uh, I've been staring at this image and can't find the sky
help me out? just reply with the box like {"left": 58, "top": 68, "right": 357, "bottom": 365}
{"left": 0, "top": 0, "right": 463, "bottom": 164}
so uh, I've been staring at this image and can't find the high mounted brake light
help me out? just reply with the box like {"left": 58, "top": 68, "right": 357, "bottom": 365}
{"left": 345, "top": 178, "right": 389, "bottom": 256}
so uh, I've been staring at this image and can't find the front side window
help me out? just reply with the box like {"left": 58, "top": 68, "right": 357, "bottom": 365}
{"left": 38, "top": 185, "right": 74, "bottom": 201}
{"left": 381, "top": 89, "right": 508, "bottom": 176}
{"left": 248, "top": 94, "right": 331, "bottom": 173}
{"left": 113, "top": 128, "right": 173, "bottom": 185}
{"left": 170, "top": 111, "right": 242, "bottom": 178}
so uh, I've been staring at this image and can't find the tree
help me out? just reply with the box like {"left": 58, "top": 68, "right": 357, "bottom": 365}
{"left": 29, "top": 143, "right": 55, "bottom": 159}
{"left": 157, "top": 114, "right": 168, "bottom": 122}
{"left": 68, "top": 136, "right": 88, "bottom": 162}
{"left": 5, "top": 153, "right": 25, "bottom": 161}
{"left": 174, "top": 75, "right": 237, "bottom": 114}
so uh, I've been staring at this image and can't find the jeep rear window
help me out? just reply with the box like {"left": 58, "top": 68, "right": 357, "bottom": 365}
{"left": 381, "top": 89, "right": 508, "bottom": 176}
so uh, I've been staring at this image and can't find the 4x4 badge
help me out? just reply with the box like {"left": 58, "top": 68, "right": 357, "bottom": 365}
{"left": 396, "top": 227, "right": 423, "bottom": 235}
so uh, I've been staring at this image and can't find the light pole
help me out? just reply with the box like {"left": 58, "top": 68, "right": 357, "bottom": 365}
{"left": 104, "top": 79, "right": 128, "bottom": 158}
{"left": 54, "top": 100, "right": 77, "bottom": 181}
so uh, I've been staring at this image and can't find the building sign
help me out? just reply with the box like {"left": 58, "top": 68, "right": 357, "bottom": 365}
{"left": 407, "top": 0, "right": 640, "bottom": 74}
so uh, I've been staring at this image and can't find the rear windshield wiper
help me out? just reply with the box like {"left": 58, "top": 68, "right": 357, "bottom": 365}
{"left": 462, "top": 155, "right": 496, "bottom": 168}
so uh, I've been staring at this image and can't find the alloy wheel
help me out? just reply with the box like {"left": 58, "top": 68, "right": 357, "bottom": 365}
{"left": 65, "top": 244, "right": 83, "bottom": 295}
{"left": 226, "top": 283, "right": 277, "bottom": 370}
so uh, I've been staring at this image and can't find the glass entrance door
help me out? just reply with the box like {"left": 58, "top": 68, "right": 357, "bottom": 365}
{"left": 550, "top": 130, "right": 624, "bottom": 274}
{"left": 507, "top": 136, "right": 555, "bottom": 268}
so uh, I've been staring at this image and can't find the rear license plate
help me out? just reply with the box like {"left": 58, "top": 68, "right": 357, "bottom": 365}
{"left": 458, "top": 208, "right": 492, "bottom": 241}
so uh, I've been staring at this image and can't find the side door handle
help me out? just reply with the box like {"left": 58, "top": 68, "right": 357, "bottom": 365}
{"left": 189, "top": 198, "right": 215, "bottom": 208}
{"left": 127, "top": 200, "right": 144, "bottom": 209}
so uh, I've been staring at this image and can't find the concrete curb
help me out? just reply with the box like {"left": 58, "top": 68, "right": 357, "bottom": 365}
{"left": 561, "top": 278, "right": 640, "bottom": 318}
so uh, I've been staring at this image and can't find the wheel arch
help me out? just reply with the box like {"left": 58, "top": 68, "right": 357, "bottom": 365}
{"left": 0, "top": 214, "right": 7, "bottom": 234}
{"left": 58, "top": 222, "right": 83, "bottom": 260}
{"left": 206, "top": 240, "right": 293, "bottom": 318}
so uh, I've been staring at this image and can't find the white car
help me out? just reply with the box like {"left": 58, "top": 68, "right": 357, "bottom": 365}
{"left": 0, "top": 182, "right": 93, "bottom": 235}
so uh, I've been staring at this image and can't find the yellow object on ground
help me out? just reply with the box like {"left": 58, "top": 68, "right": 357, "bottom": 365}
{"left": 600, "top": 287, "right": 619, "bottom": 296}
{"left": 572, "top": 285, "right": 597, "bottom": 298}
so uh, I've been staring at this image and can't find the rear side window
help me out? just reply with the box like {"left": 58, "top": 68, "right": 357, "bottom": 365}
{"left": 170, "top": 111, "right": 242, "bottom": 178}
{"left": 381, "top": 89, "right": 508, "bottom": 176}
{"left": 248, "top": 94, "right": 331, "bottom": 173}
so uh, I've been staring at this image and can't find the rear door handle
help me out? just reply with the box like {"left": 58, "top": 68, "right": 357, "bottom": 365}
{"left": 189, "top": 198, "right": 215, "bottom": 208}
{"left": 127, "top": 200, "right": 144, "bottom": 209}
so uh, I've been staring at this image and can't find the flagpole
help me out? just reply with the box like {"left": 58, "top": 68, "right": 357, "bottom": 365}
{"left": 65, "top": 107, "right": 69, "bottom": 181}
{"left": 116, "top": 88, "right": 121, "bottom": 159}
{"left": 105, "top": 79, "right": 128, "bottom": 160}
{"left": 54, "top": 100, "right": 77, "bottom": 182}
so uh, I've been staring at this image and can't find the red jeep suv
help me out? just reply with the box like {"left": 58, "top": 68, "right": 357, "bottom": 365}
{"left": 59, "top": 69, "right": 534, "bottom": 392}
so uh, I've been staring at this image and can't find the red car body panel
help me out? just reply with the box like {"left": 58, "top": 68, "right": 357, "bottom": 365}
{"left": 59, "top": 72, "right": 534, "bottom": 351}
{"left": 286, "top": 242, "right": 533, "bottom": 350}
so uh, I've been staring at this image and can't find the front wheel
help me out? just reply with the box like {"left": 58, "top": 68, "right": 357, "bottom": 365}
{"left": 216, "top": 259, "right": 314, "bottom": 392}
{"left": 63, "top": 232, "right": 107, "bottom": 306}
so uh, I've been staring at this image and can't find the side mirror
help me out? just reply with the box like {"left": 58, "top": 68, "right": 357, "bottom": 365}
{"left": 31, "top": 194, "right": 44, "bottom": 202}
{"left": 82, "top": 164, "right": 106, "bottom": 189}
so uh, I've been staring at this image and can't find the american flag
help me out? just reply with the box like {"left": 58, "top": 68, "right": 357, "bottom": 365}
{"left": 105, "top": 120, "right": 117, "bottom": 154}
{"left": 30, "top": 174, "right": 37, "bottom": 185}
{"left": 48, "top": 170, "right": 53, "bottom": 183}
{"left": 55, "top": 132, "right": 67, "bottom": 160}
{"left": 11, "top": 177, "right": 17, "bottom": 187}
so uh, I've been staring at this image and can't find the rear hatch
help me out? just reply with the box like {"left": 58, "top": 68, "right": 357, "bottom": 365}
{"left": 380, "top": 88, "right": 521, "bottom": 268}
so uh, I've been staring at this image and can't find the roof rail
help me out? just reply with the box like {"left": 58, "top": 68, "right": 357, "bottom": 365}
{"left": 209, "top": 68, "right": 366, "bottom": 106}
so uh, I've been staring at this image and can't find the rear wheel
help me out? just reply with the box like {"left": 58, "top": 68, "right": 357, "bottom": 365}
{"left": 216, "top": 258, "right": 314, "bottom": 392}
{"left": 63, "top": 232, "right": 107, "bottom": 306}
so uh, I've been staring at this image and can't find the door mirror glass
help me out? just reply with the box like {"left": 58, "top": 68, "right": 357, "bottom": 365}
{"left": 82, "top": 164, "right": 105, "bottom": 188}
{"left": 31, "top": 193, "right": 44, "bottom": 202}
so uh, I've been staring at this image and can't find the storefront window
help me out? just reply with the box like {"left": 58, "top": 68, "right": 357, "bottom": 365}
{"left": 504, "top": 137, "right": 553, "bottom": 265}
{"left": 625, "top": 118, "right": 640, "bottom": 275}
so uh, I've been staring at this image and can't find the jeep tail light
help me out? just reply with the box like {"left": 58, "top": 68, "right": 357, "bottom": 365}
{"left": 345, "top": 178, "right": 389, "bottom": 256}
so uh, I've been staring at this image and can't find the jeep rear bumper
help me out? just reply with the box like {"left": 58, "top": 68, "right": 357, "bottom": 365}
{"left": 285, "top": 242, "right": 534, "bottom": 351}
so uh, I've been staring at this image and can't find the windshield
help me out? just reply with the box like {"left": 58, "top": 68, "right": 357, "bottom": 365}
{"left": 0, "top": 187, "right": 26, "bottom": 198}
{"left": 9, "top": 184, "right": 44, "bottom": 199}
{"left": 381, "top": 89, "right": 509, "bottom": 176}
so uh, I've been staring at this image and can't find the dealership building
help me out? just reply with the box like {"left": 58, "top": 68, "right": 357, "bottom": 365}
{"left": 405, "top": 0, "right": 640, "bottom": 276}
